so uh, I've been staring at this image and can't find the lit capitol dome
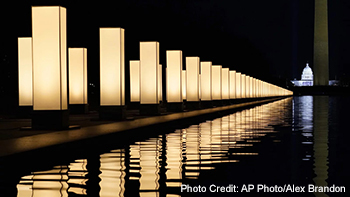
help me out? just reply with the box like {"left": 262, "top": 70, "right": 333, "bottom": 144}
{"left": 291, "top": 62, "right": 314, "bottom": 86}
{"left": 301, "top": 63, "right": 313, "bottom": 81}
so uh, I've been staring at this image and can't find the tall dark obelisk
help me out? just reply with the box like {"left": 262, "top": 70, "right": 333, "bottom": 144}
{"left": 314, "top": 0, "right": 329, "bottom": 86}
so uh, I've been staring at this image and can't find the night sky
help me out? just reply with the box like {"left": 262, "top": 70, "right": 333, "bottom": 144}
{"left": 1, "top": 0, "right": 350, "bottom": 110}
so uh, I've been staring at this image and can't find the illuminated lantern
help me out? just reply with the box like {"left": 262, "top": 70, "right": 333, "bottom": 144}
{"left": 212, "top": 65, "right": 222, "bottom": 105}
{"left": 186, "top": 57, "right": 200, "bottom": 109}
{"left": 99, "top": 27, "right": 126, "bottom": 120}
{"left": 68, "top": 48, "right": 88, "bottom": 113}
{"left": 129, "top": 60, "right": 140, "bottom": 102}
{"left": 159, "top": 64, "right": 163, "bottom": 102}
{"left": 199, "top": 74, "right": 201, "bottom": 99}
{"left": 200, "top": 61, "right": 212, "bottom": 108}
{"left": 18, "top": 37, "right": 33, "bottom": 107}
{"left": 229, "top": 70, "right": 236, "bottom": 100}
{"left": 140, "top": 41, "right": 160, "bottom": 115}
{"left": 235, "top": 72, "right": 241, "bottom": 99}
{"left": 246, "top": 75, "right": 250, "bottom": 98}
{"left": 166, "top": 50, "right": 183, "bottom": 111}
{"left": 182, "top": 70, "right": 186, "bottom": 100}
{"left": 31, "top": 6, "right": 69, "bottom": 129}
{"left": 241, "top": 74, "right": 246, "bottom": 98}
{"left": 221, "top": 68, "right": 229, "bottom": 102}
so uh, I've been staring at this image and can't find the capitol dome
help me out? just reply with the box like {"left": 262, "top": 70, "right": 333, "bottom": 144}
{"left": 301, "top": 63, "right": 313, "bottom": 81}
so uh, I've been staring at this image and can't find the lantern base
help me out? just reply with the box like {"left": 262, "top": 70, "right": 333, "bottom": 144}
{"left": 16, "top": 106, "right": 33, "bottom": 118}
{"left": 69, "top": 104, "right": 89, "bottom": 114}
{"left": 186, "top": 101, "right": 201, "bottom": 110}
{"left": 200, "top": 101, "right": 213, "bottom": 108}
{"left": 128, "top": 102, "right": 140, "bottom": 110}
{"left": 99, "top": 105, "right": 127, "bottom": 120}
{"left": 31, "top": 110, "right": 70, "bottom": 130}
{"left": 222, "top": 99, "right": 231, "bottom": 106}
{"left": 212, "top": 100, "right": 223, "bottom": 107}
{"left": 166, "top": 102, "right": 184, "bottom": 112}
{"left": 140, "top": 104, "right": 161, "bottom": 116}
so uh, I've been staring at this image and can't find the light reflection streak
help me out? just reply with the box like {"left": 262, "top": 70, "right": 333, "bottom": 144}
{"left": 16, "top": 98, "right": 292, "bottom": 196}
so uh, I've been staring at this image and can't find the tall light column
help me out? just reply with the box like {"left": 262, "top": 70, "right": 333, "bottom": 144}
{"left": 186, "top": 57, "right": 201, "bottom": 109}
{"left": 314, "top": 0, "right": 329, "bottom": 85}
{"left": 140, "top": 41, "right": 160, "bottom": 115}
{"left": 200, "top": 61, "right": 212, "bottom": 108}
{"left": 31, "top": 6, "right": 69, "bottom": 129}
{"left": 99, "top": 28, "right": 126, "bottom": 120}
{"left": 212, "top": 65, "right": 222, "bottom": 106}
{"left": 236, "top": 72, "right": 241, "bottom": 99}
{"left": 166, "top": 50, "right": 183, "bottom": 111}
{"left": 229, "top": 70, "right": 236, "bottom": 101}
{"left": 221, "top": 68, "right": 229, "bottom": 104}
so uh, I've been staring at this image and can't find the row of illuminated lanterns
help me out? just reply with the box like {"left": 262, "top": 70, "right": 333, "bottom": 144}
{"left": 18, "top": 6, "right": 292, "bottom": 110}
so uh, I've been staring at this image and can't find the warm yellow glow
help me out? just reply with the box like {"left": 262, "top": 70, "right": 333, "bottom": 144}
{"left": 140, "top": 42, "right": 159, "bottom": 104}
{"left": 246, "top": 75, "right": 250, "bottom": 98}
{"left": 186, "top": 57, "right": 200, "bottom": 102}
{"left": 166, "top": 50, "right": 182, "bottom": 103}
{"left": 130, "top": 60, "right": 140, "bottom": 102}
{"left": 249, "top": 77, "right": 253, "bottom": 98}
{"left": 100, "top": 28, "right": 125, "bottom": 106}
{"left": 199, "top": 74, "right": 201, "bottom": 99}
{"left": 18, "top": 37, "right": 33, "bottom": 106}
{"left": 68, "top": 48, "right": 87, "bottom": 104}
{"left": 159, "top": 64, "right": 162, "bottom": 102}
{"left": 221, "top": 68, "right": 229, "bottom": 99}
{"left": 182, "top": 70, "right": 186, "bottom": 100}
{"left": 229, "top": 70, "right": 236, "bottom": 99}
{"left": 200, "top": 61, "right": 212, "bottom": 101}
{"left": 211, "top": 65, "right": 222, "bottom": 100}
{"left": 32, "top": 6, "right": 67, "bottom": 110}
{"left": 235, "top": 72, "right": 241, "bottom": 99}
{"left": 241, "top": 74, "right": 246, "bottom": 98}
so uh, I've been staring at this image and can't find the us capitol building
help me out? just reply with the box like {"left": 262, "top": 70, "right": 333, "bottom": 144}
{"left": 291, "top": 63, "right": 338, "bottom": 86}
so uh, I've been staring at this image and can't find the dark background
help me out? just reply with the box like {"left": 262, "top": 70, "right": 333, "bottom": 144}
{"left": 1, "top": 0, "right": 350, "bottom": 114}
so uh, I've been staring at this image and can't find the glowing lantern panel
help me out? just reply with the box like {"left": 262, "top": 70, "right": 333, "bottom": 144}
{"left": 182, "top": 70, "right": 186, "bottom": 100}
{"left": 32, "top": 6, "right": 67, "bottom": 110}
{"left": 140, "top": 42, "right": 159, "bottom": 104}
{"left": 186, "top": 57, "right": 200, "bottom": 102}
{"left": 68, "top": 48, "right": 87, "bottom": 104}
{"left": 200, "top": 61, "right": 212, "bottom": 101}
{"left": 166, "top": 51, "right": 182, "bottom": 103}
{"left": 211, "top": 65, "right": 222, "bottom": 100}
{"left": 18, "top": 37, "right": 33, "bottom": 106}
{"left": 229, "top": 70, "right": 236, "bottom": 99}
{"left": 100, "top": 28, "right": 125, "bottom": 106}
{"left": 130, "top": 60, "right": 140, "bottom": 102}
{"left": 221, "top": 68, "right": 229, "bottom": 100}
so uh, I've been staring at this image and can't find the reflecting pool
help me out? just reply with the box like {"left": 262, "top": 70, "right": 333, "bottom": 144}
{"left": 5, "top": 96, "right": 350, "bottom": 196}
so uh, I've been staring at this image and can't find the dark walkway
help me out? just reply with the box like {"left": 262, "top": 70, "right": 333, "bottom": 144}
{"left": 0, "top": 98, "right": 284, "bottom": 157}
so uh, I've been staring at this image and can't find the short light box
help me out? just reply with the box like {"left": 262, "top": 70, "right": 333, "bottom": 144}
{"left": 68, "top": 48, "right": 87, "bottom": 105}
{"left": 18, "top": 37, "right": 33, "bottom": 106}
{"left": 130, "top": 60, "right": 140, "bottom": 102}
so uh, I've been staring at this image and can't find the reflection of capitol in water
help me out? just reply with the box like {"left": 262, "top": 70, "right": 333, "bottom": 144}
{"left": 16, "top": 98, "right": 292, "bottom": 197}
